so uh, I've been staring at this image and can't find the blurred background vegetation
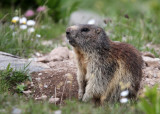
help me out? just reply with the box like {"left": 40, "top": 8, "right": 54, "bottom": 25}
{"left": 1, "top": 0, "right": 160, "bottom": 23}
{"left": 0, "top": 0, "right": 160, "bottom": 57}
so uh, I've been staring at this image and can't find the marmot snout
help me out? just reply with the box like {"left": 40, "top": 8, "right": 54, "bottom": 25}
{"left": 66, "top": 24, "right": 143, "bottom": 105}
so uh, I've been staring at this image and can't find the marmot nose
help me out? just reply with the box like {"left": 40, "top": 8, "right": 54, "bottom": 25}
{"left": 66, "top": 31, "right": 70, "bottom": 35}
{"left": 66, "top": 25, "right": 79, "bottom": 36}
{"left": 66, "top": 28, "right": 71, "bottom": 36}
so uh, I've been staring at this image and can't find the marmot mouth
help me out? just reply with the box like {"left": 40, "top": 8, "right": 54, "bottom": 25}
{"left": 68, "top": 39, "right": 76, "bottom": 46}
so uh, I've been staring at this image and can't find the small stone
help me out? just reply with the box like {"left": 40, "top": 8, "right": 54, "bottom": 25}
{"left": 35, "top": 94, "right": 47, "bottom": 100}
{"left": 37, "top": 47, "right": 69, "bottom": 62}
{"left": 23, "top": 90, "right": 32, "bottom": 95}
{"left": 143, "top": 56, "right": 160, "bottom": 67}
{"left": 44, "top": 84, "right": 48, "bottom": 88}
{"left": 120, "top": 98, "right": 128, "bottom": 104}
{"left": 65, "top": 73, "right": 73, "bottom": 81}
{"left": 38, "top": 73, "right": 42, "bottom": 76}
{"left": 153, "top": 73, "right": 157, "bottom": 78}
{"left": 67, "top": 81, "right": 72, "bottom": 84}
{"left": 30, "top": 82, "right": 34, "bottom": 87}
{"left": 12, "top": 108, "right": 22, "bottom": 114}
{"left": 35, "top": 77, "right": 41, "bottom": 81}
{"left": 49, "top": 97, "right": 60, "bottom": 103}
{"left": 35, "top": 52, "right": 41, "bottom": 57}
{"left": 120, "top": 90, "right": 129, "bottom": 97}
{"left": 142, "top": 52, "right": 155, "bottom": 58}
{"left": 54, "top": 110, "right": 62, "bottom": 114}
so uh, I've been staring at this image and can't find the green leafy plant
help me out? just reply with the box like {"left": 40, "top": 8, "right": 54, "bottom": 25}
{"left": 0, "top": 24, "right": 47, "bottom": 57}
{"left": 0, "top": 64, "right": 31, "bottom": 93}
{"left": 16, "top": 84, "right": 26, "bottom": 93}
{"left": 137, "top": 86, "right": 160, "bottom": 114}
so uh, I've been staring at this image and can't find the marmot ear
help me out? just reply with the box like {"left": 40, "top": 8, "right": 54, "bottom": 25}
{"left": 96, "top": 28, "right": 101, "bottom": 34}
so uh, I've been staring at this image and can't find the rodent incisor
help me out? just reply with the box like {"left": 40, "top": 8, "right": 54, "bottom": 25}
{"left": 66, "top": 24, "right": 143, "bottom": 105}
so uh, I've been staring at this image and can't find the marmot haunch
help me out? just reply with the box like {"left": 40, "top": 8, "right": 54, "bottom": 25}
{"left": 66, "top": 24, "right": 143, "bottom": 105}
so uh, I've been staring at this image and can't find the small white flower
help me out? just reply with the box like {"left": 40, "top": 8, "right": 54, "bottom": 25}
{"left": 122, "top": 36, "right": 127, "bottom": 42}
{"left": 20, "top": 25, "right": 27, "bottom": 29}
{"left": 88, "top": 19, "right": 95, "bottom": 25}
{"left": 11, "top": 16, "right": 19, "bottom": 23}
{"left": 19, "top": 17, "right": 27, "bottom": 24}
{"left": 27, "top": 20, "right": 36, "bottom": 26}
{"left": 28, "top": 27, "right": 35, "bottom": 33}
{"left": 120, "top": 98, "right": 128, "bottom": 103}
{"left": 36, "top": 34, "right": 41, "bottom": 38}
{"left": 120, "top": 90, "right": 129, "bottom": 97}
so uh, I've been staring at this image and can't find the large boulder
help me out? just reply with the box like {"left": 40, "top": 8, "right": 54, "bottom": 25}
{"left": 69, "top": 10, "right": 106, "bottom": 27}
{"left": 0, "top": 51, "right": 49, "bottom": 73}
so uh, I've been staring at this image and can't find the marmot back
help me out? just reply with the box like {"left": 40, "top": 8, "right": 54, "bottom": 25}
{"left": 66, "top": 24, "right": 143, "bottom": 105}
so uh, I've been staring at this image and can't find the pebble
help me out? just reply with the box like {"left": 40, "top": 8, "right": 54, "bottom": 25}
{"left": 54, "top": 110, "right": 62, "bottom": 114}
{"left": 23, "top": 90, "right": 32, "bottom": 95}
{"left": 49, "top": 97, "right": 60, "bottom": 103}
{"left": 44, "top": 84, "right": 48, "bottom": 88}
{"left": 35, "top": 94, "right": 47, "bottom": 100}
{"left": 35, "top": 77, "right": 41, "bottom": 81}
{"left": 120, "top": 98, "right": 128, "bottom": 104}
{"left": 30, "top": 82, "right": 34, "bottom": 87}
{"left": 38, "top": 73, "right": 43, "bottom": 76}
{"left": 12, "top": 108, "right": 22, "bottom": 114}
{"left": 120, "top": 90, "right": 129, "bottom": 97}
{"left": 67, "top": 81, "right": 72, "bottom": 84}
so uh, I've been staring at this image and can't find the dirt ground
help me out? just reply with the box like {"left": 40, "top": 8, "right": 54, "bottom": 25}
{"left": 31, "top": 59, "right": 78, "bottom": 104}
{"left": 25, "top": 47, "right": 160, "bottom": 104}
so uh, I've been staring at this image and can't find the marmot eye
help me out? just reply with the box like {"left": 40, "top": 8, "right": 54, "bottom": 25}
{"left": 81, "top": 28, "right": 89, "bottom": 32}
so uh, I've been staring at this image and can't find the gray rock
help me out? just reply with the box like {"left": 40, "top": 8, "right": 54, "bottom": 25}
{"left": 0, "top": 51, "right": 50, "bottom": 73}
{"left": 69, "top": 10, "right": 106, "bottom": 27}
{"left": 54, "top": 110, "right": 62, "bottom": 114}
{"left": 12, "top": 108, "right": 22, "bottom": 114}
{"left": 37, "top": 47, "right": 70, "bottom": 62}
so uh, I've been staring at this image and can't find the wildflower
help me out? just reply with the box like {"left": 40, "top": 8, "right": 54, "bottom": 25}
{"left": 36, "top": 34, "right": 41, "bottom": 38}
{"left": 88, "top": 19, "right": 95, "bottom": 25}
{"left": 36, "top": 6, "right": 46, "bottom": 12}
{"left": 28, "top": 27, "right": 35, "bottom": 33}
{"left": 24, "top": 10, "right": 35, "bottom": 17}
{"left": 27, "top": 20, "right": 36, "bottom": 26}
{"left": 19, "top": 17, "right": 27, "bottom": 24}
{"left": 20, "top": 25, "right": 27, "bottom": 30}
{"left": 120, "top": 90, "right": 129, "bottom": 97}
{"left": 11, "top": 16, "right": 19, "bottom": 23}
{"left": 120, "top": 98, "right": 128, "bottom": 103}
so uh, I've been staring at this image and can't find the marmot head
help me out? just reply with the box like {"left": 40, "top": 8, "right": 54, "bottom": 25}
{"left": 66, "top": 24, "right": 110, "bottom": 52}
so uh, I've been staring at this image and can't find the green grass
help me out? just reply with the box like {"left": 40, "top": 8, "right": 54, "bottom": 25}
{"left": 0, "top": 86, "right": 159, "bottom": 114}
{"left": 0, "top": 64, "right": 159, "bottom": 114}
{"left": 103, "top": 15, "right": 160, "bottom": 57}
{"left": 0, "top": 24, "right": 45, "bottom": 57}
{"left": 1, "top": 0, "right": 160, "bottom": 58}
{"left": 0, "top": 64, "right": 31, "bottom": 93}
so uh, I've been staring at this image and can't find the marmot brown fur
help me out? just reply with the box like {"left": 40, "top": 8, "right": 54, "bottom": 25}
{"left": 66, "top": 24, "right": 143, "bottom": 105}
